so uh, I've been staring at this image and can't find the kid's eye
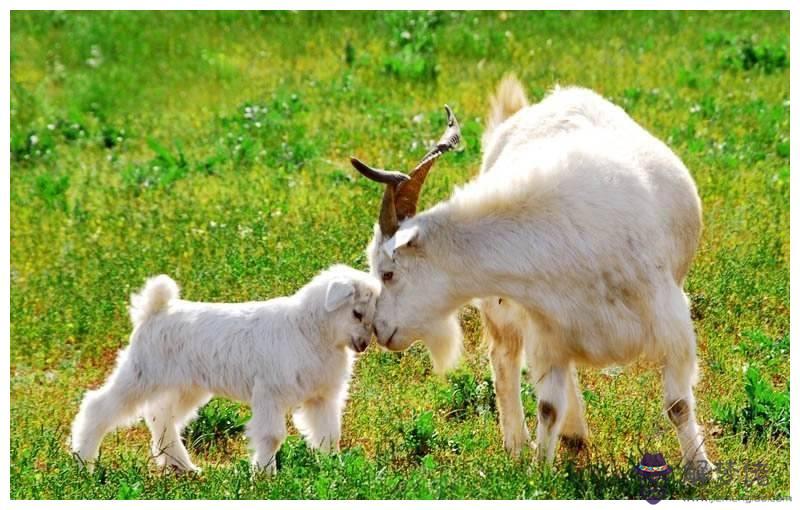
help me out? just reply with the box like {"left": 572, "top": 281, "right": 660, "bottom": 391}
{"left": 382, "top": 272, "right": 394, "bottom": 282}
{"left": 353, "top": 310, "right": 363, "bottom": 321}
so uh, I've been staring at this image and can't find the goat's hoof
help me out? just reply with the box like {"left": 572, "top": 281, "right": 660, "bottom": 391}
{"left": 560, "top": 435, "right": 588, "bottom": 453}
{"left": 71, "top": 452, "right": 96, "bottom": 473}
{"left": 177, "top": 464, "right": 201, "bottom": 474}
{"left": 503, "top": 434, "right": 532, "bottom": 458}
{"left": 251, "top": 462, "right": 277, "bottom": 477}
{"left": 534, "top": 444, "right": 555, "bottom": 464}
{"left": 155, "top": 456, "right": 201, "bottom": 474}
{"left": 166, "top": 463, "right": 201, "bottom": 475}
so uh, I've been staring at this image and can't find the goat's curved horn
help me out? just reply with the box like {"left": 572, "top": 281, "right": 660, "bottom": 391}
{"left": 394, "top": 104, "right": 461, "bottom": 221}
{"left": 350, "top": 157, "right": 407, "bottom": 237}
{"left": 350, "top": 157, "right": 410, "bottom": 186}
{"left": 415, "top": 104, "right": 461, "bottom": 171}
{"left": 377, "top": 182, "right": 400, "bottom": 238}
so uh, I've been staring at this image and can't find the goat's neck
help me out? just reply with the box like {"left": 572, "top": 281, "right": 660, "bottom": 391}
{"left": 417, "top": 208, "right": 541, "bottom": 304}
{"left": 285, "top": 291, "right": 341, "bottom": 353}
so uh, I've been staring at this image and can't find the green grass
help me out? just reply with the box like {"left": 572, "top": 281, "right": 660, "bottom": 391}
{"left": 10, "top": 11, "right": 789, "bottom": 500}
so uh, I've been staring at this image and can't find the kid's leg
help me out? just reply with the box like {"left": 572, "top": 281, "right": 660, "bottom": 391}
{"left": 293, "top": 394, "right": 344, "bottom": 453}
{"left": 247, "top": 395, "right": 286, "bottom": 475}
{"left": 70, "top": 354, "right": 149, "bottom": 466}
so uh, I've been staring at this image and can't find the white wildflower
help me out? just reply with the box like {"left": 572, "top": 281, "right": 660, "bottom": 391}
{"left": 238, "top": 225, "right": 253, "bottom": 239}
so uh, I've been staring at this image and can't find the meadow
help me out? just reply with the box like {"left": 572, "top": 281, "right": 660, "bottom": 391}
{"left": 10, "top": 11, "right": 789, "bottom": 499}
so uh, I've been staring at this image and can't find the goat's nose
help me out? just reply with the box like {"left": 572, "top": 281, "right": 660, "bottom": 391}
{"left": 373, "top": 321, "right": 390, "bottom": 345}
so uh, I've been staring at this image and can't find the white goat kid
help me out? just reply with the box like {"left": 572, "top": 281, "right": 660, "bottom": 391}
{"left": 70, "top": 265, "right": 380, "bottom": 474}
{"left": 350, "top": 76, "right": 711, "bottom": 468}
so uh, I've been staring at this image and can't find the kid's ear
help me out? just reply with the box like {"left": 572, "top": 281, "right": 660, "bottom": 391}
{"left": 382, "top": 225, "right": 420, "bottom": 257}
{"left": 324, "top": 279, "right": 356, "bottom": 312}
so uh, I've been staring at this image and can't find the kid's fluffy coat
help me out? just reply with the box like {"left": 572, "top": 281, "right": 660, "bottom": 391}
{"left": 70, "top": 265, "right": 380, "bottom": 473}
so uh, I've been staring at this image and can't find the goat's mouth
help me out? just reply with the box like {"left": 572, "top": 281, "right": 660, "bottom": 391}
{"left": 383, "top": 327, "right": 399, "bottom": 350}
{"left": 350, "top": 337, "right": 369, "bottom": 353}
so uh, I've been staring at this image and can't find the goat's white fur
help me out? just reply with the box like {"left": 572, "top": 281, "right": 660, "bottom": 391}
{"left": 70, "top": 265, "right": 380, "bottom": 474}
{"left": 366, "top": 76, "right": 710, "bottom": 467}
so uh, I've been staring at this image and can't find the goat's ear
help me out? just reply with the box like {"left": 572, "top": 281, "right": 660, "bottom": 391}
{"left": 381, "top": 225, "right": 420, "bottom": 257}
{"left": 324, "top": 279, "right": 355, "bottom": 312}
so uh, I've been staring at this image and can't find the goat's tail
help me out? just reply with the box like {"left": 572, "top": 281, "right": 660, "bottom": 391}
{"left": 484, "top": 74, "right": 529, "bottom": 139}
{"left": 129, "top": 274, "right": 179, "bottom": 327}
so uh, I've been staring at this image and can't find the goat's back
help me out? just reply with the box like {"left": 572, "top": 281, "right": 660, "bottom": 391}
{"left": 480, "top": 85, "right": 702, "bottom": 285}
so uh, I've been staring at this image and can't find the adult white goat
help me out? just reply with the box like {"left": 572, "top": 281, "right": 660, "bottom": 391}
{"left": 350, "top": 76, "right": 711, "bottom": 468}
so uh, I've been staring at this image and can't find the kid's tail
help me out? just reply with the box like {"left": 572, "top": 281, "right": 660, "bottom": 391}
{"left": 483, "top": 74, "right": 529, "bottom": 145}
{"left": 129, "top": 274, "right": 179, "bottom": 326}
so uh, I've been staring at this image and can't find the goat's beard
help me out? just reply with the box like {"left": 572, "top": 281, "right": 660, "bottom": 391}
{"left": 420, "top": 313, "right": 463, "bottom": 374}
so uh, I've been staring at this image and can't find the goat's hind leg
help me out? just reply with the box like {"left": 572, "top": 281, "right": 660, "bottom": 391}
{"left": 145, "top": 388, "right": 209, "bottom": 473}
{"left": 658, "top": 288, "right": 712, "bottom": 470}
{"left": 70, "top": 352, "right": 148, "bottom": 467}
{"left": 533, "top": 365, "right": 569, "bottom": 464}
{"left": 559, "top": 363, "right": 588, "bottom": 452}
{"left": 663, "top": 357, "right": 711, "bottom": 469}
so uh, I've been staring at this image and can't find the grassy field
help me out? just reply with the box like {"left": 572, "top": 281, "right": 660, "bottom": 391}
{"left": 10, "top": 11, "right": 789, "bottom": 500}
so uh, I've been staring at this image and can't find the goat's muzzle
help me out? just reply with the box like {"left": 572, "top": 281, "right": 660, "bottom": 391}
{"left": 351, "top": 336, "right": 369, "bottom": 353}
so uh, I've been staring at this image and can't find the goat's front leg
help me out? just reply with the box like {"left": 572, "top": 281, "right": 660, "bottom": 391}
{"left": 292, "top": 394, "right": 343, "bottom": 454}
{"left": 485, "top": 310, "right": 530, "bottom": 456}
{"left": 247, "top": 394, "right": 286, "bottom": 475}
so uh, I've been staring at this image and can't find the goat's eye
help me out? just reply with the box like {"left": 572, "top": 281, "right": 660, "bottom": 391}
{"left": 382, "top": 272, "right": 394, "bottom": 283}
{"left": 353, "top": 310, "right": 363, "bottom": 321}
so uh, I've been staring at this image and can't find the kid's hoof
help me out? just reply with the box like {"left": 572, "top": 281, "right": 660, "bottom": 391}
{"left": 71, "top": 452, "right": 96, "bottom": 473}
{"left": 156, "top": 456, "right": 201, "bottom": 474}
